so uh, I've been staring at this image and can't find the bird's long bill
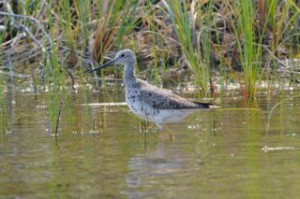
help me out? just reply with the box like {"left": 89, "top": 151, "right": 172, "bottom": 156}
{"left": 86, "top": 58, "right": 117, "bottom": 73}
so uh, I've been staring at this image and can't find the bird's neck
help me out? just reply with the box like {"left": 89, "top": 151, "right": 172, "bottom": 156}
{"left": 123, "top": 64, "right": 136, "bottom": 86}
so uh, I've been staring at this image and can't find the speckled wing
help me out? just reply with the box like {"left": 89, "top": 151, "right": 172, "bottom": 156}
{"left": 136, "top": 79, "right": 210, "bottom": 110}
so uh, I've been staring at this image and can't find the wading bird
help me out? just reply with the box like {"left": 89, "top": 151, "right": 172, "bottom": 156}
{"left": 87, "top": 49, "right": 213, "bottom": 129}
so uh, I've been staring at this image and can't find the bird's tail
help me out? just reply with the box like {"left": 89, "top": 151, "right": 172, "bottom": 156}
{"left": 192, "top": 101, "right": 211, "bottom": 109}
{"left": 193, "top": 101, "right": 220, "bottom": 109}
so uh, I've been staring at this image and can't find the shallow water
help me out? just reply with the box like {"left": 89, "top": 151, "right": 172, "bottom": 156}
{"left": 0, "top": 85, "right": 300, "bottom": 198}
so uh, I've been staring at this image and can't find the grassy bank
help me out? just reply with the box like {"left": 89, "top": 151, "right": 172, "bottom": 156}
{"left": 0, "top": 0, "right": 299, "bottom": 100}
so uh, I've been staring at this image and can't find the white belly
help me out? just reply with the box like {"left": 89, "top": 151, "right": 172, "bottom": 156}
{"left": 126, "top": 98, "right": 194, "bottom": 124}
{"left": 153, "top": 109, "right": 193, "bottom": 123}
{"left": 125, "top": 89, "right": 198, "bottom": 128}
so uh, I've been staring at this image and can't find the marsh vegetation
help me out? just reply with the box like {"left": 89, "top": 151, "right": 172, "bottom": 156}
{"left": 1, "top": 0, "right": 299, "bottom": 93}
{"left": 0, "top": 1, "right": 300, "bottom": 198}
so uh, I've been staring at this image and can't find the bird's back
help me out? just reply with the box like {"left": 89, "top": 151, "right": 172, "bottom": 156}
{"left": 135, "top": 79, "right": 210, "bottom": 110}
{"left": 124, "top": 78, "right": 211, "bottom": 128}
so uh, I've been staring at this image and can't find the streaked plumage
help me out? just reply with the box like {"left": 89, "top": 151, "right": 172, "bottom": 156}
{"left": 87, "top": 49, "right": 211, "bottom": 129}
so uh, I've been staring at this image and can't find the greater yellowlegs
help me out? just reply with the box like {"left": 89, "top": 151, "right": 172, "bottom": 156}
{"left": 87, "top": 49, "right": 212, "bottom": 129}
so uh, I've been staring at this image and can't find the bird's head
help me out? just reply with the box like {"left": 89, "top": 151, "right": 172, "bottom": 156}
{"left": 87, "top": 49, "right": 136, "bottom": 73}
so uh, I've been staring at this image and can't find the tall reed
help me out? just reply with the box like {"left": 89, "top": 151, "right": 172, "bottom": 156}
{"left": 162, "top": 0, "right": 211, "bottom": 97}
{"left": 232, "top": 1, "right": 262, "bottom": 101}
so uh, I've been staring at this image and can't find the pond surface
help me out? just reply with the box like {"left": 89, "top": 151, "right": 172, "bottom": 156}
{"left": 0, "top": 84, "right": 300, "bottom": 198}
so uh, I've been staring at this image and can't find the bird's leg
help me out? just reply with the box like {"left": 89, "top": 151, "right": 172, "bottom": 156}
{"left": 157, "top": 125, "right": 176, "bottom": 141}
{"left": 156, "top": 123, "right": 163, "bottom": 131}
{"left": 140, "top": 121, "right": 158, "bottom": 133}
{"left": 140, "top": 121, "right": 149, "bottom": 133}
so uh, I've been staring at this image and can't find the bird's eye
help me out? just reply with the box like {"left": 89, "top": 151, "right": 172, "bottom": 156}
{"left": 119, "top": 54, "right": 126, "bottom": 58}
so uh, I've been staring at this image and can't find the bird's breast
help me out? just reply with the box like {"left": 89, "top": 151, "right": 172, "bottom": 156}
{"left": 125, "top": 89, "right": 157, "bottom": 122}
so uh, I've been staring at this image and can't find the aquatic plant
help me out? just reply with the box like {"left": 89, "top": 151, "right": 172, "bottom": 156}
{"left": 0, "top": 0, "right": 299, "bottom": 102}
{"left": 232, "top": 0, "right": 262, "bottom": 100}
{"left": 162, "top": 0, "right": 212, "bottom": 97}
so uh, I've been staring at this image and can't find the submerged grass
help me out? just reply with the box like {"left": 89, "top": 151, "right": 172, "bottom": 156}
{"left": 266, "top": 91, "right": 300, "bottom": 132}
